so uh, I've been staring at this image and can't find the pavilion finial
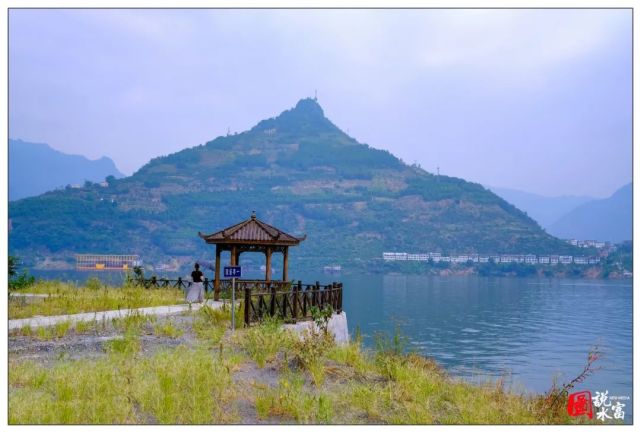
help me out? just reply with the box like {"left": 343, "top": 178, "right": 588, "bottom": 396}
{"left": 251, "top": 210, "right": 256, "bottom": 220}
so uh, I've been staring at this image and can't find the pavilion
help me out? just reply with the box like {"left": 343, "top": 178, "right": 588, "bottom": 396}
{"left": 198, "top": 212, "right": 306, "bottom": 300}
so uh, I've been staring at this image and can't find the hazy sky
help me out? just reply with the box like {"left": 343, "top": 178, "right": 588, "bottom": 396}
{"left": 9, "top": 9, "right": 631, "bottom": 197}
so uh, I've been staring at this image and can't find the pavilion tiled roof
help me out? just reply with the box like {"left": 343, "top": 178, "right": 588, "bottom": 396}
{"left": 198, "top": 212, "right": 306, "bottom": 246}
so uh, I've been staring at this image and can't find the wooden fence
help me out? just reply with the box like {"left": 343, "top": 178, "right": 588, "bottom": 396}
{"left": 135, "top": 277, "right": 293, "bottom": 298}
{"left": 243, "top": 281, "right": 343, "bottom": 326}
{"left": 134, "top": 277, "right": 343, "bottom": 326}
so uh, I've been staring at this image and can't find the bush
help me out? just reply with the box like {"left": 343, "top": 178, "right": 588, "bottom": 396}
{"left": 8, "top": 256, "right": 35, "bottom": 291}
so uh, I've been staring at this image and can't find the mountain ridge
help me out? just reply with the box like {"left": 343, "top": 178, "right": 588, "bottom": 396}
{"left": 488, "top": 186, "right": 595, "bottom": 229}
{"left": 9, "top": 139, "right": 124, "bottom": 201}
{"left": 547, "top": 183, "right": 632, "bottom": 242}
{"left": 9, "top": 98, "right": 579, "bottom": 271}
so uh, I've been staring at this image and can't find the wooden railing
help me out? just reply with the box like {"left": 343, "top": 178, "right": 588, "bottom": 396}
{"left": 134, "top": 277, "right": 343, "bottom": 326}
{"left": 243, "top": 281, "right": 343, "bottom": 326}
{"left": 134, "top": 277, "right": 291, "bottom": 299}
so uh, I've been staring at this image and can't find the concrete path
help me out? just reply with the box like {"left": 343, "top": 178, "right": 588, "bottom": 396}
{"left": 9, "top": 300, "right": 224, "bottom": 331}
{"left": 283, "top": 312, "right": 349, "bottom": 344}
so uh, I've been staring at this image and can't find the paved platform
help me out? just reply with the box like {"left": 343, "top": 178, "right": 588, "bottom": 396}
{"left": 9, "top": 300, "right": 224, "bottom": 331}
{"left": 283, "top": 312, "right": 349, "bottom": 344}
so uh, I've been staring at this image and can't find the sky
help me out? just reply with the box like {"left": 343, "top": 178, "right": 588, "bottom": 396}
{"left": 9, "top": 9, "right": 632, "bottom": 198}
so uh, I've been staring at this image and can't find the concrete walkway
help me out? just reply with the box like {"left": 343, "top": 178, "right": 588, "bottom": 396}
{"left": 283, "top": 312, "right": 349, "bottom": 344}
{"left": 9, "top": 300, "right": 224, "bottom": 331}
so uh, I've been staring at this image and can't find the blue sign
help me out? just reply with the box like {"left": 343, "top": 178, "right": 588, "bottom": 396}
{"left": 223, "top": 266, "right": 242, "bottom": 278}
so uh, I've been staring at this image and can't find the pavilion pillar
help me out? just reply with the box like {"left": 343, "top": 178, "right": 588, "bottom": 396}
{"left": 231, "top": 246, "right": 237, "bottom": 266}
{"left": 265, "top": 247, "right": 272, "bottom": 283}
{"left": 214, "top": 245, "right": 221, "bottom": 300}
{"left": 283, "top": 247, "right": 289, "bottom": 282}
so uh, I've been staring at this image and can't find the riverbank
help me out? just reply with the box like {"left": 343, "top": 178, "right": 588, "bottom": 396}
{"left": 9, "top": 282, "right": 593, "bottom": 424}
{"left": 9, "top": 306, "right": 587, "bottom": 424}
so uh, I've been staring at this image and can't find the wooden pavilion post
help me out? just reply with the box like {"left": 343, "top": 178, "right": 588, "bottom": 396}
{"left": 265, "top": 246, "right": 272, "bottom": 282}
{"left": 231, "top": 246, "right": 237, "bottom": 266}
{"left": 214, "top": 245, "right": 221, "bottom": 300}
{"left": 283, "top": 247, "right": 289, "bottom": 282}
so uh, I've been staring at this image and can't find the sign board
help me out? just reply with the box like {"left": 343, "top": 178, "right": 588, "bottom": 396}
{"left": 223, "top": 266, "right": 242, "bottom": 278}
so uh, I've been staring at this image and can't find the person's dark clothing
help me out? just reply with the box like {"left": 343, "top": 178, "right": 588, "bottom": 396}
{"left": 191, "top": 270, "right": 203, "bottom": 282}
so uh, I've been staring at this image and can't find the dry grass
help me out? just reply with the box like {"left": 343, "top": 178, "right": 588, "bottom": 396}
{"left": 9, "top": 299, "right": 597, "bottom": 425}
{"left": 9, "top": 347, "right": 238, "bottom": 424}
{"left": 9, "top": 280, "right": 184, "bottom": 319}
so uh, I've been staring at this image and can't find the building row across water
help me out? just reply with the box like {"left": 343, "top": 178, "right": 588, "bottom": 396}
{"left": 382, "top": 252, "right": 601, "bottom": 265}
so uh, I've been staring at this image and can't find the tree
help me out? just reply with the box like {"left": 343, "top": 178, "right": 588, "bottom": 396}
{"left": 9, "top": 255, "right": 35, "bottom": 291}
{"left": 9, "top": 255, "right": 17, "bottom": 278}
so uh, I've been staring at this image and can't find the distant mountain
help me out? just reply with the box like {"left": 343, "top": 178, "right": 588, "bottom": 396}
{"left": 489, "top": 186, "right": 595, "bottom": 229}
{"left": 9, "top": 139, "right": 124, "bottom": 201}
{"left": 9, "top": 98, "right": 579, "bottom": 270}
{"left": 547, "top": 183, "right": 632, "bottom": 242}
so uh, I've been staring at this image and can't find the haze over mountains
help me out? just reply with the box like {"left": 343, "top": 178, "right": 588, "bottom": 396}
{"left": 9, "top": 139, "right": 124, "bottom": 201}
{"left": 547, "top": 183, "right": 632, "bottom": 242}
{"left": 488, "top": 186, "right": 594, "bottom": 229}
{"left": 490, "top": 184, "right": 632, "bottom": 242}
{"left": 8, "top": 98, "right": 578, "bottom": 270}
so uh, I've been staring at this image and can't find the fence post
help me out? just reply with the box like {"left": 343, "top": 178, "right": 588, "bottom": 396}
{"left": 293, "top": 281, "right": 301, "bottom": 320}
{"left": 314, "top": 281, "right": 320, "bottom": 307}
{"left": 151, "top": 276, "right": 157, "bottom": 288}
{"left": 302, "top": 284, "right": 308, "bottom": 317}
{"left": 282, "top": 288, "right": 287, "bottom": 319}
{"left": 244, "top": 286, "right": 251, "bottom": 326}
{"left": 177, "top": 277, "right": 182, "bottom": 289}
{"left": 330, "top": 282, "right": 335, "bottom": 309}
{"left": 269, "top": 283, "right": 276, "bottom": 317}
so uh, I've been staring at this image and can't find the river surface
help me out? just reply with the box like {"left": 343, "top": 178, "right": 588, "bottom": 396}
{"left": 31, "top": 270, "right": 633, "bottom": 422}
{"left": 337, "top": 273, "right": 633, "bottom": 423}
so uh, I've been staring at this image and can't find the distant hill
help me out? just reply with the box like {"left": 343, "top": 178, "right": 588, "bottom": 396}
{"left": 9, "top": 139, "right": 124, "bottom": 201}
{"left": 547, "top": 183, "right": 632, "bottom": 242}
{"left": 8, "top": 98, "right": 579, "bottom": 271}
{"left": 489, "top": 186, "right": 595, "bottom": 229}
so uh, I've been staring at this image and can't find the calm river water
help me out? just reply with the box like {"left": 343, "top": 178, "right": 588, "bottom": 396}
{"left": 337, "top": 273, "right": 633, "bottom": 422}
{"left": 31, "top": 270, "right": 633, "bottom": 422}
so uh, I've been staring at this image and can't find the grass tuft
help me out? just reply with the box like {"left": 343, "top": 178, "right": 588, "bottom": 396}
{"left": 237, "top": 317, "right": 294, "bottom": 368}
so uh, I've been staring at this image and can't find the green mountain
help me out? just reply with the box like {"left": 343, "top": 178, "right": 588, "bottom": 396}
{"left": 9, "top": 98, "right": 578, "bottom": 271}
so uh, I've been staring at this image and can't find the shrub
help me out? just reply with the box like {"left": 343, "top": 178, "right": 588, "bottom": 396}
{"left": 8, "top": 256, "right": 35, "bottom": 291}
{"left": 292, "top": 326, "right": 335, "bottom": 386}
{"left": 238, "top": 317, "right": 292, "bottom": 368}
